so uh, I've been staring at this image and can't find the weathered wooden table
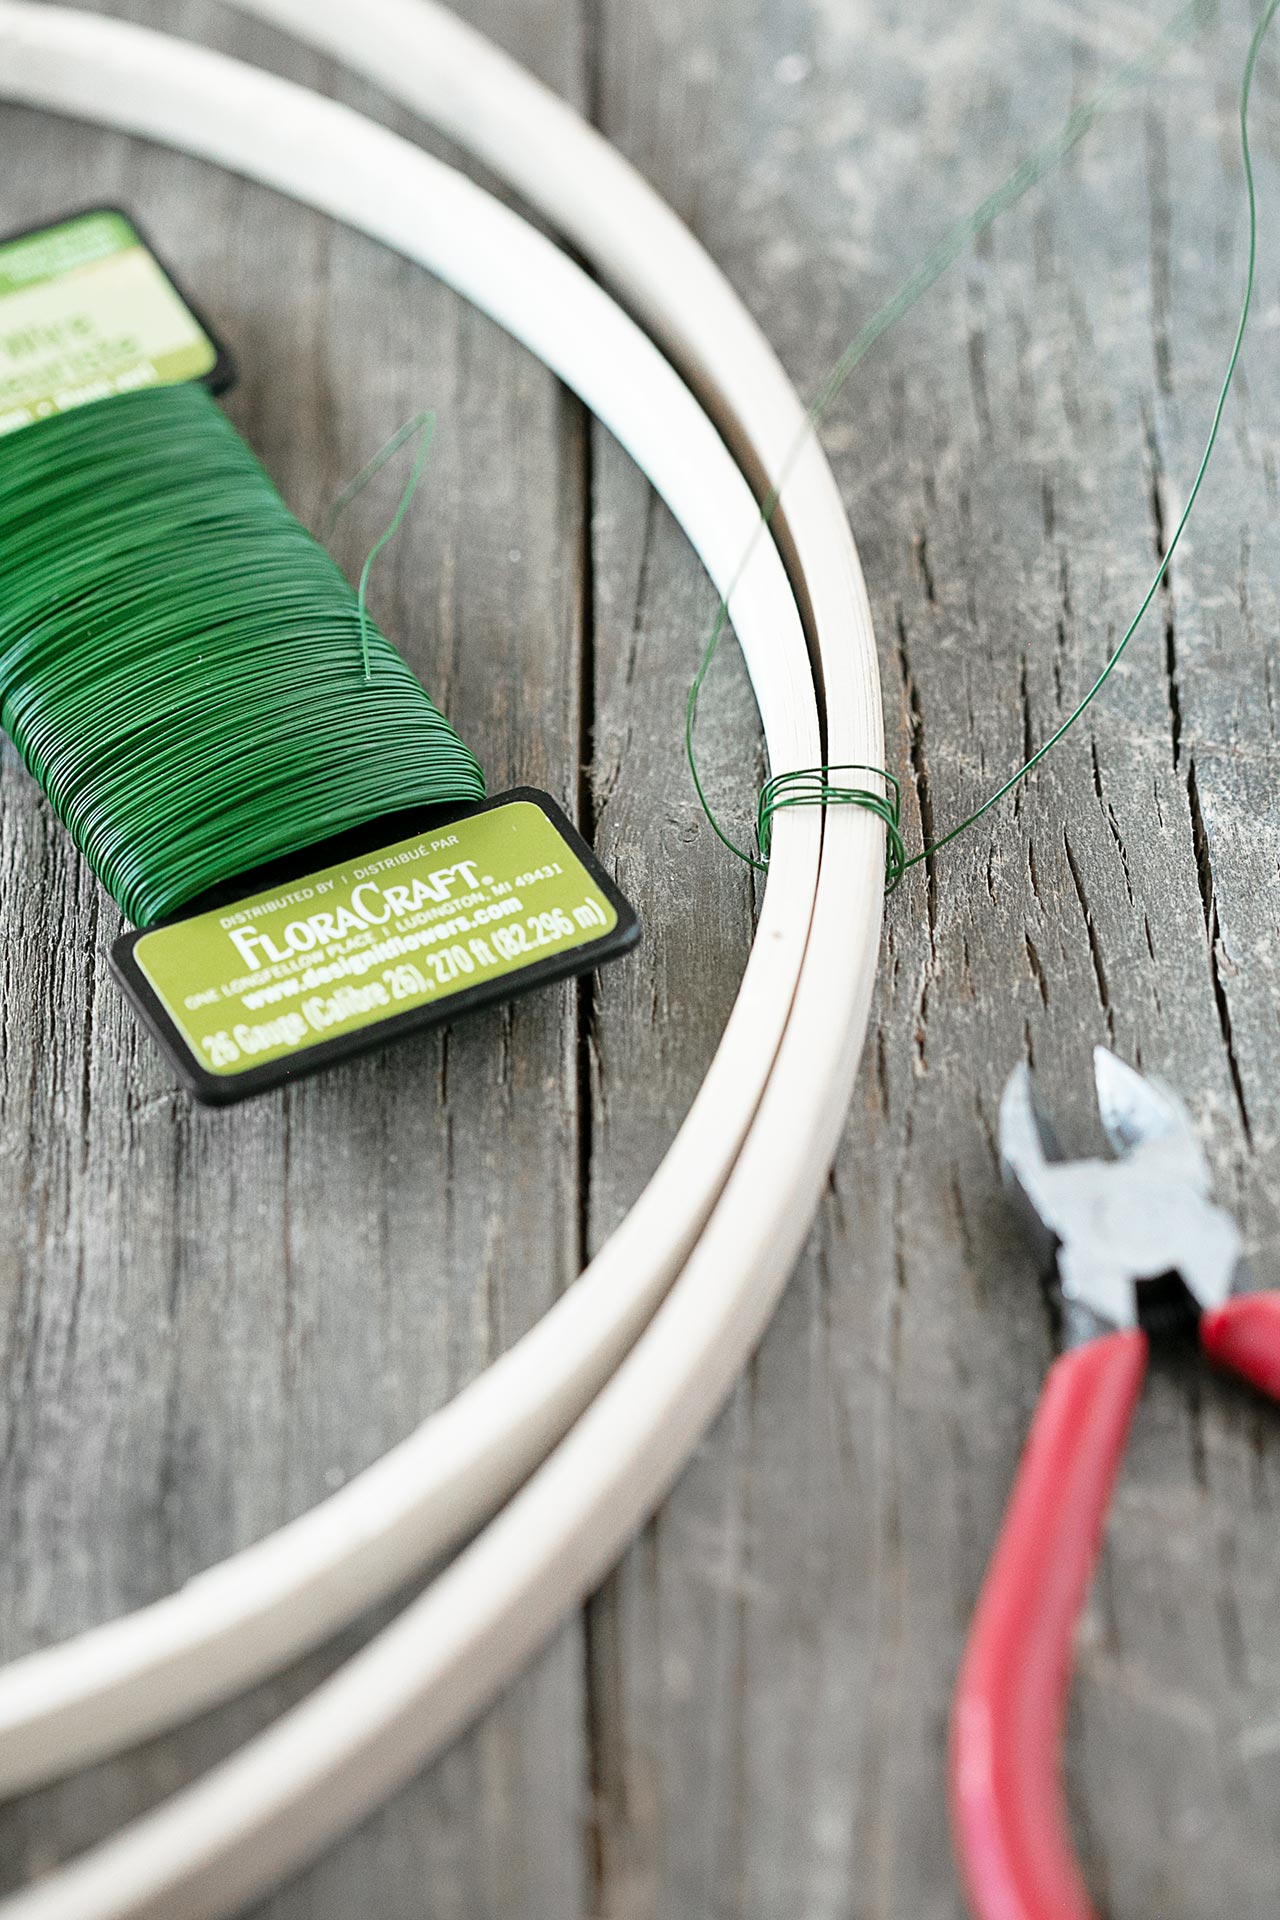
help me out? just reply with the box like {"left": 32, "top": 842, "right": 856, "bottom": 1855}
{"left": 2, "top": 1, "right": 1278, "bottom": 1913}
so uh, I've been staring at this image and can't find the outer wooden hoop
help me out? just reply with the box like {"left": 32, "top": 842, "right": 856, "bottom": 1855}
{"left": 0, "top": 4, "right": 883, "bottom": 1913}
{"left": 0, "top": 0, "right": 822, "bottom": 1790}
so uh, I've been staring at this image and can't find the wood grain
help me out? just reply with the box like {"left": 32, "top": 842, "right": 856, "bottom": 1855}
{"left": 1, "top": 0, "right": 1278, "bottom": 1915}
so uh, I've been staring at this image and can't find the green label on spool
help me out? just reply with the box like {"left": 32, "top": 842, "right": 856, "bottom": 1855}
{"left": 113, "top": 793, "right": 639, "bottom": 1104}
{"left": 0, "top": 209, "right": 220, "bottom": 436}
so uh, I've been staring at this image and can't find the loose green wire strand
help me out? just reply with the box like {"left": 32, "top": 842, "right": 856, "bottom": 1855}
{"left": 902, "top": 0, "right": 1278, "bottom": 878}
{"left": 0, "top": 381, "right": 485, "bottom": 927}
{"left": 686, "top": 0, "right": 1262, "bottom": 889}
{"left": 325, "top": 407, "right": 437, "bottom": 681}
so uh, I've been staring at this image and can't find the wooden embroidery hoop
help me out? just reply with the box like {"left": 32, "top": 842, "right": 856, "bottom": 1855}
{"left": 0, "top": 3, "right": 883, "bottom": 1913}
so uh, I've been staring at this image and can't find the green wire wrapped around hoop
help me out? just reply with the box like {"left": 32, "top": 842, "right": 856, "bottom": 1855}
{"left": 0, "top": 381, "right": 485, "bottom": 927}
{"left": 757, "top": 766, "right": 904, "bottom": 890}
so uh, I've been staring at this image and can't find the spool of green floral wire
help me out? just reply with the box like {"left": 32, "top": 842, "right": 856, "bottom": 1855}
{"left": 0, "top": 380, "right": 485, "bottom": 927}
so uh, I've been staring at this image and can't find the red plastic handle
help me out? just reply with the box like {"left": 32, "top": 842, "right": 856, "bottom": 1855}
{"left": 1201, "top": 1291, "right": 1280, "bottom": 1399}
{"left": 950, "top": 1330, "right": 1148, "bottom": 1920}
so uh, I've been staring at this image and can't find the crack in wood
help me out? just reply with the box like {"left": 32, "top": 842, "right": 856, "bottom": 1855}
{"left": 1187, "top": 758, "right": 1253, "bottom": 1147}
{"left": 1062, "top": 825, "right": 1114, "bottom": 1044}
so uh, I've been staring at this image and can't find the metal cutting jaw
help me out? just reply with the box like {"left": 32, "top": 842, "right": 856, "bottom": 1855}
{"left": 998, "top": 1046, "right": 1244, "bottom": 1337}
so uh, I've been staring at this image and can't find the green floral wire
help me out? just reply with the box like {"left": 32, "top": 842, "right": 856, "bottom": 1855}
{"left": 757, "top": 765, "right": 907, "bottom": 888}
{"left": 324, "top": 407, "right": 437, "bottom": 680}
{"left": 0, "top": 382, "right": 484, "bottom": 927}
{"left": 687, "top": 0, "right": 1272, "bottom": 891}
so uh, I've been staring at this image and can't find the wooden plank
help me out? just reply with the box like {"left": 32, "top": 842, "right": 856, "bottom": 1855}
{"left": 5, "top": 0, "right": 1280, "bottom": 1916}
{"left": 0, "top": 1, "right": 594, "bottom": 1911}
{"left": 585, "top": 2, "right": 1280, "bottom": 1917}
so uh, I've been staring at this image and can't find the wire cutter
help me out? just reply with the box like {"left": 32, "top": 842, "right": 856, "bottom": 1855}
{"left": 949, "top": 1047, "right": 1280, "bottom": 1920}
